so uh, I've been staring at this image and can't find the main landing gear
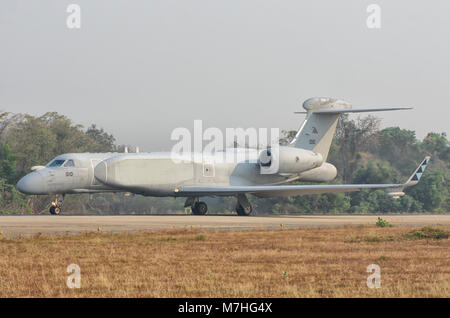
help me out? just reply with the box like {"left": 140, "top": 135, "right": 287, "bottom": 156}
{"left": 49, "top": 194, "right": 65, "bottom": 215}
{"left": 184, "top": 194, "right": 254, "bottom": 216}
{"left": 185, "top": 197, "right": 208, "bottom": 215}
{"left": 192, "top": 201, "right": 208, "bottom": 215}
{"left": 235, "top": 193, "right": 253, "bottom": 216}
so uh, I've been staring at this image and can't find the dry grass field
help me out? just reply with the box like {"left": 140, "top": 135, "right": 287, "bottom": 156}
{"left": 0, "top": 224, "right": 449, "bottom": 297}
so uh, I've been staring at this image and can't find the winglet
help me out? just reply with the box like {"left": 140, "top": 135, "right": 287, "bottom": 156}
{"left": 404, "top": 156, "right": 431, "bottom": 187}
{"left": 387, "top": 156, "right": 430, "bottom": 198}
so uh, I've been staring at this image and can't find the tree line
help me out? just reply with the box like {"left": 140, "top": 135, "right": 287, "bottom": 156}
{"left": 0, "top": 112, "right": 448, "bottom": 214}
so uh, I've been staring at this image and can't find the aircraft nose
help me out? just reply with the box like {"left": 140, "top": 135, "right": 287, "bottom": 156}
{"left": 16, "top": 172, "right": 47, "bottom": 194}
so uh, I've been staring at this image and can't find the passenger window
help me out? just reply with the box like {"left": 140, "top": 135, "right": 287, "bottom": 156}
{"left": 48, "top": 159, "right": 66, "bottom": 167}
{"left": 64, "top": 160, "right": 75, "bottom": 167}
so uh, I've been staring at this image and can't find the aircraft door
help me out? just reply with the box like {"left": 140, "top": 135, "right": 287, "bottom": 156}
{"left": 63, "top": 159, "right": 88, "bottom": 188}
{"left": 46, "top": 167, "right": 66, "bottom": 191}
{"left": 45, "top": 158, "right": 86, "bottom": 192}
{"left": 59, "top": 159, "right": 83, "bottom": 189}
{"left": 195, "top": 160, "right": 215, "bottom": 183}
{"left": 203, "top": 162, "right": 215, "bottom": 178}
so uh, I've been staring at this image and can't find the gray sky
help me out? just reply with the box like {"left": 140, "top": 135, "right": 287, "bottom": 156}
{"left": 1, "top": 0, "right": 449, "bottom": 151}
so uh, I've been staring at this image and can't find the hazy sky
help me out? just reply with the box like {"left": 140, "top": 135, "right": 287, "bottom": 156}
{"left": 1, "top": 1, "right": 449, "bottom": 151}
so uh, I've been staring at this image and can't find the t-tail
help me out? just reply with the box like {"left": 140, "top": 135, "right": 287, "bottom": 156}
{"left": 290, "top": 97, "right": 412, "bottom": 161}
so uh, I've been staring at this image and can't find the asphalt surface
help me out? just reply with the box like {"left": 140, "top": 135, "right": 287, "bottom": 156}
{"left": 0, "top": 214, "right": 449, "bottom": 236}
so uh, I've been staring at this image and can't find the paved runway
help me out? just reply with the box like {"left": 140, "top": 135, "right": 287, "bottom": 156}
{"left": 0, "top": 214, "right": 449, "bottom": 236}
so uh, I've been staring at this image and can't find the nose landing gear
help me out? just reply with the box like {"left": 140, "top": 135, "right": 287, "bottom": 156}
{"left": 49, "top": 194, "right": 65, "bottom": 215}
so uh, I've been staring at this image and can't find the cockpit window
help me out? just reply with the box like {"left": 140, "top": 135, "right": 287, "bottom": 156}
{"left": 64, "top": 160, "right": 75, "bottom": 167}
{"left": 47, "top": 159, "right": 66, "bottom": 167}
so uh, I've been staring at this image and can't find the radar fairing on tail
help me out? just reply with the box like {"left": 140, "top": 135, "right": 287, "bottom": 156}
{"left": 16, "top": 97, "right": 428, "bottom": 216}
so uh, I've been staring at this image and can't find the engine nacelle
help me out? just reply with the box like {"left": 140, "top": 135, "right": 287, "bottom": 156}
{"left": 259, "top": 146, "right": 323, "bottom": 174}
{"left": 299, "top": 162, "right": 337, "bottom": 182}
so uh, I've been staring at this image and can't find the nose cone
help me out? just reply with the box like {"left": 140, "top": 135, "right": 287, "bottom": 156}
{"left": 16, "top": 172, "right": 47, "bottom": 194}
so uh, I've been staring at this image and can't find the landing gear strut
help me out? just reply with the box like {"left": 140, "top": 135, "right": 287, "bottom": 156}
{"left": 49, "top": 194, "right": 65, "bottom": 215}
{"left": 236, "top": 193, "right": 253, "bottom": 216}
{"left": 185, "top": 197, "right": 208, "bottom": 215}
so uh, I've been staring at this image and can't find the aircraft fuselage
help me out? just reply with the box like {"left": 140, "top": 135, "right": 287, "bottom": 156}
{"left": 16, "top": 149, "right": 337, "bottom": 197}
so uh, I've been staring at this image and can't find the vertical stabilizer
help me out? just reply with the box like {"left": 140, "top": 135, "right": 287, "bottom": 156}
{"left": 290, "top": 98, "right": 349, "bottom": 161}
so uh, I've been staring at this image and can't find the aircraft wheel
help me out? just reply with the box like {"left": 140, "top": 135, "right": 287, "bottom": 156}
{"left": 192, "top": 202, "right": 207, "bottom": 215}
{"left": 236, "top": 203, "right": 252, "bottom": 216}
{"left": 49, "top": 206, "right": 60, "bottom": 215}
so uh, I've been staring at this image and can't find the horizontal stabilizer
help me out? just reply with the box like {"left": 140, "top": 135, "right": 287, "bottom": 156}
{"left": 295, "top": 107, "right": 412, "bottom": 114}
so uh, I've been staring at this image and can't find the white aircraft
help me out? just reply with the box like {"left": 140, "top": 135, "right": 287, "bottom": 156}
{"left": 16, "top": 97, "right": 430, "bottom": 215}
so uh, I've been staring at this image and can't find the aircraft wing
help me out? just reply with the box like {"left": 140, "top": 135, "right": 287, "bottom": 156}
{"left": 176, "top": 183, "right": 402, "bottom": 197}
{"left": 175, "top": 156, "right": 430, "bottom": 198}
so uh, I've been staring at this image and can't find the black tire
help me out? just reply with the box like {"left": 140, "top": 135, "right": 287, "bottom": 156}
{"left": 236, "top": 203, "right": 253, "bottom": 216}
{"left": 192, "top": 202, "right": 207, "bottom": 215}
{"left": 49, "top": 206, "right": 61, "bottom": 215}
